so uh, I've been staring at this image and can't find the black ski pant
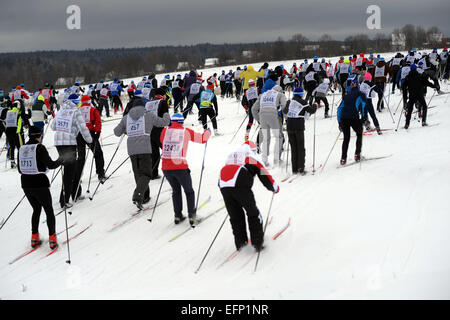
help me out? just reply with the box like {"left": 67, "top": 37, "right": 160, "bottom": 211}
{"left": 6, "top": 127, "right": 22, "bottom": 160}
{"left": 98, "top": 98, "right": 110, "bottom": 117}
{"left": 234, "top": 80, "right": 242, "bottom": 98}
{"left": 365, "top": 99, "right": 380, "bottom": 128}
{"left": 314, "top": 96, "right": 329, "bottom": 114}
{"left": 220, "top": 187, "right": 264, "bottom": 250}
{"left": 405, "top": 94, "right": 428, "bottom": 125}
{"left": 183, "top": 100, "right": 200, "bottom": 120}
{"left": 199, "top": 107, "right": 217, "bottom": 130}
{"left": 130, "top": 153, "right": 152, "bottom": 203}
{"left": 150, "top": 127, "right": 162, "bottom": 178}
{"left": 112, "top": 95, "right": 123, "bottom": 113}
{"left": 220, "top": 81, "right": 226, "bottom": 97}
{"left": 287, "top": 130, "right": 305, "bottom": 174}
{"left": 246, "top": 99, "right": 256, "bottom": 132}
{"left": 340, "top": 118, "right": 363, "bottom": 160}
{"left": 172, "top": 90, "right": 183, "bottom": 112}
{"left": 76, "top": 132, "right": 105, "bottom": 180}
{"left": 24, "top": 187, "right": 55, "bottom": 236}
{"left": 56, "top": 145, "right": 78, "bottom": 205}
{"left": 163, "top": 169, "right": 196, "bottom": 218}
{"left": 375, "top": 81, "right": 385, "bottom": 111}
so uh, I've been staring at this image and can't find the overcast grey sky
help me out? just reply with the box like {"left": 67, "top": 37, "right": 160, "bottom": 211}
{"left": 0, "top": 0, "right": 448, "bottom": 53}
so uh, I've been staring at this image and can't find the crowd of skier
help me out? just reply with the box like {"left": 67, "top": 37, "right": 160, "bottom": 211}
{"left": 0, "top": 46, "right": 448, "bottom": 255}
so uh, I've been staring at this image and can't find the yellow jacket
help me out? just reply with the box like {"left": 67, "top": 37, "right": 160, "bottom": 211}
{"left": 239, "top": 65, "right": 265, "bottom": 89}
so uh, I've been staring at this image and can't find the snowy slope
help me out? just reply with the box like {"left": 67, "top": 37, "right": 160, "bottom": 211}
{"left": 1, "top": 54, "right": 450, "bottom": 300}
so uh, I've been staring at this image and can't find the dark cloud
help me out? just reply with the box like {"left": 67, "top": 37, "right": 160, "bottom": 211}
{"left": 0, "top": 0, "right": 448, "bottom": 52}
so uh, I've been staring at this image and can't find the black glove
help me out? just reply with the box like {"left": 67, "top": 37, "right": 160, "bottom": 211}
{"left": 338, "top": 123, "right": 343, "bottom": 132}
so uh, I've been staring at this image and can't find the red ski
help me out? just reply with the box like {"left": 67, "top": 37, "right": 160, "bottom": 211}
{"left": 9, "top": 242, "right": 42, "bottom": 265}
{"left": 272, "top": 218, "right": 291, "bottom": 240}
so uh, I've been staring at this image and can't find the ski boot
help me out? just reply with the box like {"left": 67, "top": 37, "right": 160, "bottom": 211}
{"left": 376, "top": 127, "right": 382, "bottom": 135}
{"left": 174, "top": 216, "right": 186, "bottom": 225}
{"left": 49, "top": 234, "right": 58, "bottom": 250}
{"left": 354, "top": 153, "right": 361, "bottom": 162}
{"left": 236, "top": 240, "right": 248, "bottom": 251}
{"left": 98, "top": 174, "right": 107, "bottom": 184}
{"left": 214, "top": 129, "right": 222, "bottom": 136}
{"left": 10, "top": 160, "right": 16, "bottom": 169}
{"left": 422, "top": 122, "right": 428, "bottom": 127}
{"left": 31, "top": 233, "right": 41, "bottom": 248}
{"left": 340, "top": 158, "right": 346, "bottom": 166}
{"left": 189, "top": 216, "right": 199, "bottom": 227}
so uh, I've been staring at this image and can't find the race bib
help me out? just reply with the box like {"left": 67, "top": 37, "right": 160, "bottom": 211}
{"left": 80, "top": 106, "right": 91, "bottom": 123}
{"left": 19, "top": 144, "right": 45, "bottom": 175}
{"left": 5, "top": 110, "right": 18, "bottom": 127}
{"left": 200, "top": 91, "right": 214, "bottom": 107}
{"left": 375, "top": 65, "right": 385, "bottom": 77}
{"left": 360, "top": 82, "right": 377, "bottom": 99}
{"left": 305, "top": 72, "right": 315, "bottom": 82}
{"left": 190, "top": 83, "right": 201, "bottom": 95}
{"left": 401, "top": 66, "right": 411, "bottom": 79}
{"left": 246, "top": 87, "right": 258, "bottom": 101}
{"left": 340, "top": 64, "right": 349, "bottom": 74}
{"left": 260, "top": 90, "right": 277, "bottom": 110}
{"left": 287, "top": 100, "right": 307, "bottom": 119}
{"left": 225, "top": 150, "right": 247, "bottom": 166}
{"left": 172, "top": 80, "right": 180, "bottom": 89}
{"left": 126, "top": 114, "right": 146, "bottom": 137}
{"left": 162, "top": 128, "right": 185, "bottom": 159}
{"left": 392, "top": 58, "right": 402, "bottom": 66}
{"left": 145, "top": 100, "right": 160, "bottom": 115}
{"left": 55, "top": 109, "right": 75, "bottom": 134}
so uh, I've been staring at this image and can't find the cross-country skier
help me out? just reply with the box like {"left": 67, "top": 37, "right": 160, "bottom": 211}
{"left": 17, "top": 125, "right": 62, "bottom": 250}
{"left": 113, "top": 98, "right": 170, "bottom": 210}
{"left": 402, "top": 64, "right": 437, "bottom": 129}
{"left": 160, "top": 113, "right": 211, "bottom": 225}
{"left": 50, "top": 94, "right": 93, "bottom": 208}
{"left": 218, "top": 140, "right": 279, "bottom": 252}
{"left": 282, "top": 87, "right": 317, "bottom": 175}
{"left": 241, "top": 79, "right": 259, "bottom": 139}
{"left": 252, "top": 85, "right": 287, "bottom": 167}
{"left": 337, "top": 75, "right": 366, "bottom": 165}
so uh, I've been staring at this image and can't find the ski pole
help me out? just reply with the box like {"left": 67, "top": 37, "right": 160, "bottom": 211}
{"left": 104, "top": 134, "right": 125, "bottom": 174}
{"left": 72, "top": 146, "right": 90, "bottom": 206}
{"left": 312, "top": 111, "right": 317, "bottom": 174}
{"left": 61, "top": 168, "right": 72, "bottom": 264}
{"left": 194, "top": 141, "right": 208, "bottom": 221}
{"left": 395, "top": 103, "right": 405, "bottom": 132}
{"left": 285, "top": 135, "right": 290, "bottom": 174}
{"left": 393, "top": 96, "right": 403, "bottom": 115}
{"left": 0, "top": 194, "right": 26, "bottom": 232}
{"left": 254, "top": 192, "right": 275, "bottom": 273}
{"left": 228, "top": 114, "right": 249, "bottom": 144}
{"left": 330, "top": 93, "right": 335, "bottom": 119}
{"left": 382, "top": 96, "right": 396, "bottom": 124}
{"left": 86, "top": 138, "right": 100, "bottom": 194}
{"left": 147, "top": 175, "right": 165, "bottom": 222}
{"left": 194, "top": 212, "right": 229, "bottom": 274}
{"left": 427, "top": 90, "right": 437, "bottom": 106}
{"left": 89, "top": 156, "right": 129, "bottom": 201}
{"left": 320, "top": 131, "right": 341, "bottom": 173}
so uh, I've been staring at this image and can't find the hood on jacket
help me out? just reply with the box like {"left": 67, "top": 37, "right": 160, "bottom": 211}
{"left": 247, "top": 65, "right": 255, "bottom": 72}
{"left": 128, "top": 104, "right": 145, "bottom": 120}
{"left": 272, "top": 85, "right": 283, "bottom": 93}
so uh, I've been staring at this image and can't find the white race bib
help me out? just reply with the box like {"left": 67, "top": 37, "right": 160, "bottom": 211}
{"left": 126, "top": 114, "right": 146, "bottom": 137}
{"left": 340, "top": 64, "right": 350, "bottom": 74}
{"left": 80, "top": 106, "right": 91, "bottom": 123}
{"left": 375, "top": 65, "right": 385, "bottom": 77}
{"left": 260, "top": 90, "right": 278, "bottom": 110}
{"left": 305, "top": 72, "right": 315, "bottom": 82}
{"left": 162, "top": 128, "right": 185, "bottom": 159}
{"left": 19, "top": 144, "right": 46, "bottom": 175}
{"left": 5, "top": 110, "right": 18, "bottom": 127}
{"left": 190, "top": 83, "right": 201, "bottom": 95}
{"left": 246, "top": 87, "right": 258, "bottom": 101}
{"left": 55, "top": 109, "right": 75, "bottom": 134}
{"left": 145, "top": 100, "right": 160, "bottom": 115}
{"left": 287, "top": 100, "right": 307, "bottom": 119}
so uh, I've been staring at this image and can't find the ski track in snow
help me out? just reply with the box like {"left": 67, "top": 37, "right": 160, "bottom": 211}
{"left": 1, "top": 52, "right": 450, "bottom": 299}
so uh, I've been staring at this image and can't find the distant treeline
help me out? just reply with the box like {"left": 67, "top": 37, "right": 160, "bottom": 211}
{"left": 0, "top": 24, "right": 445, "bottom": 92}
